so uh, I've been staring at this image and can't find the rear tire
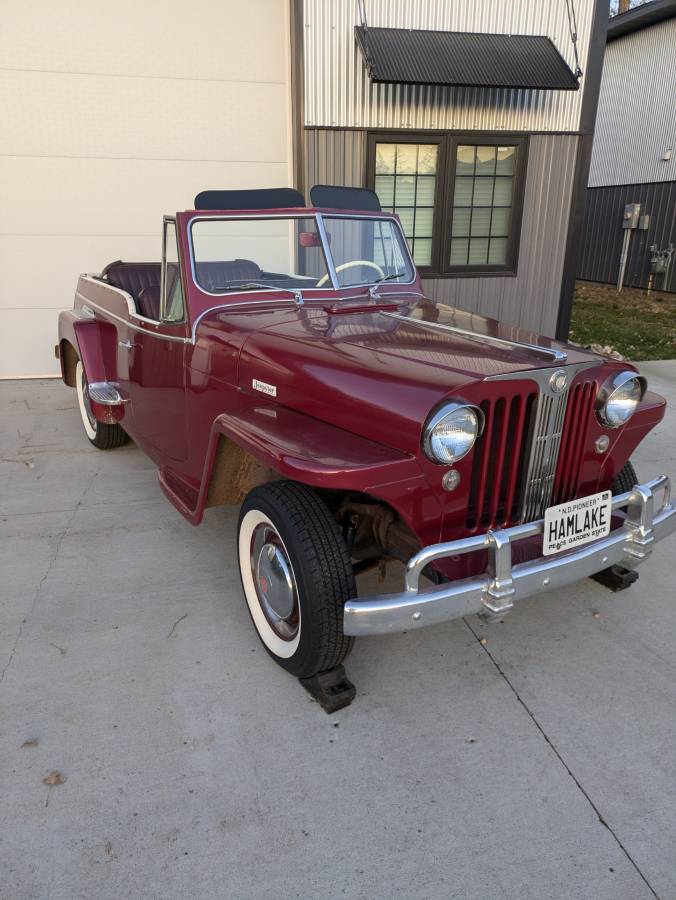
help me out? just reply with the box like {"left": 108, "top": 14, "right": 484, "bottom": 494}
{"left": 76, "top": 361, "right": 127, "bottom": 450}
{"left": 237, "top": 481, "right": 355, "bottom": 678}
{"left": 612, "top": 461, "right": 638, "bottom": 495}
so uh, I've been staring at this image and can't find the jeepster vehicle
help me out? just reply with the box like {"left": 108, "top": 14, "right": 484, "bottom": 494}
{"left": 57, "top": 185, "right": 675, "bottom": 710}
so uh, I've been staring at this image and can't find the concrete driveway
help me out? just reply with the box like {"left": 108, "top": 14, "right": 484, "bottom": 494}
{"left": 2, "top": 361, "right": 675, "bottom": 900}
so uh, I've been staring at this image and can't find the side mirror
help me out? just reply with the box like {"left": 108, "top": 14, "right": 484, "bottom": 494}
{"left": 299, "top": 231, "right": 323, "bottom": 248}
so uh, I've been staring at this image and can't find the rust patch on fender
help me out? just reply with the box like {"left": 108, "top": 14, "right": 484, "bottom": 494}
{"left": 205, "top": 436, "right": 275, "bottom": 507}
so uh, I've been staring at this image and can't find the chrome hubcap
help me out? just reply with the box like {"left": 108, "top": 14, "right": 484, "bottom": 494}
{"left": 250, "top": 524, "right": 299, "bottom": 640}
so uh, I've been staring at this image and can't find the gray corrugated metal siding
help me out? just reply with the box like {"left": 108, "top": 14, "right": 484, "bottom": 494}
{"left": 304, "top": 129, "right": 367, "bottom": 192}
{"left": 578, "top": 180, "right": 676, "bottom": 291}
{"left": 305, "top": 129, "right": 579, "bottom": 336}
{"left": 588, "top": 17, "right": 676, "bottom": 187}
{"left": 303, "top": 0, "right": 595, "bottom": 132}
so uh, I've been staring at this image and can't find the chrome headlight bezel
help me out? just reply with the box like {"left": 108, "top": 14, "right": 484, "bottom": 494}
{"left": 422, "top": 402, "right": 485, "bottom": 466}
{"left": 596, "top": 371, "right": 647, "bottom": 428}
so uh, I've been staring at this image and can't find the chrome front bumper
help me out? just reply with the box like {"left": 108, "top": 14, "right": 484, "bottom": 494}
{"left": 343, "top": 475, "right": 675, "bottom": 637}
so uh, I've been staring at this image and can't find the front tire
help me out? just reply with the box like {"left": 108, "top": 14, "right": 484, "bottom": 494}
{"left": 237, "top": 481, "right": 355, "bottom": 678}
{"left": 612, "top": 461, "right": 638, "bottom": 495}
{"left": 76, "top": 361, "right": 127, "bottom": 450}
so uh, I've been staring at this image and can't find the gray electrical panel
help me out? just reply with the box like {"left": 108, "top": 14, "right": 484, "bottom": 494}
{"left": 622, "top": 203, "right": 641, "bottom": 229}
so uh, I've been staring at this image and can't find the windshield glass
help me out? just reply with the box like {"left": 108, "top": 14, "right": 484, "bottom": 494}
{"left": 321, "top": 216, "right": 414, "bottom": 287}
{"left": 191, "top": 216, "right": 330, "bottom": 293}
{"left": 189, "top": 214, "right": 414, "bottom": 293}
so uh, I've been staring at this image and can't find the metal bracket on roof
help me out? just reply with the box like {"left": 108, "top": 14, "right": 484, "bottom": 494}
{"left": 564, "top": 0, "right": 584, "bottom": 79}
{"left": 356, "top": 0, "right": 373, "bottom": 71}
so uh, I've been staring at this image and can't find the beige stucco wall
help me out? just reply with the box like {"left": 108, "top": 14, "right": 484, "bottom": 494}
{"left": 0, "top": 0, "right": 292, "bottom": 377}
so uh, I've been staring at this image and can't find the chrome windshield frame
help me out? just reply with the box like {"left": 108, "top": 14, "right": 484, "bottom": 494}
{"left": 186, "top": 210, "right": 417, "bottom": 298}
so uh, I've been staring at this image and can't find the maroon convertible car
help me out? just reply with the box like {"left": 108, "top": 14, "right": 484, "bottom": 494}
{"left": 57, "top": 185, "right": 675, "bottom": 709}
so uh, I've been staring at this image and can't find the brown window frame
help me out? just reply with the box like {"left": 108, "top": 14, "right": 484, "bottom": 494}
{"left": 366, "top": 131, "right": 529, "bottom": 278}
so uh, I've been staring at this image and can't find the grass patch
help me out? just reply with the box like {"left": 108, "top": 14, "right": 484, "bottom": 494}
{"left": 570, "top": 281, "right": 676, "bottom": 361}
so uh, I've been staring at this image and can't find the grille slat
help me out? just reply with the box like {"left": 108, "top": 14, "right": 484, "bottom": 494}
{"left": 473, "top": 400, "right": 496, "bottom": 525}
{"left": 490, "top": 399, "right": 511, "bottom": 526}
{"left": 501, "top": 395, "right": 528, "bottom": 527}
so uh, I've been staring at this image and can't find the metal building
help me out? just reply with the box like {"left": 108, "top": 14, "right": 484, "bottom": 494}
{"left": 293, "top": 0, "right": 610, "bottom": 339}
{"left": 579, "top": 0, "right": 676, "bottom": 293}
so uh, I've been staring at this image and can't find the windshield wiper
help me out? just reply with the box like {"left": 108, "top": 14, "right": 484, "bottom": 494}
{"left": 364, "top": 270, "right": 407, "bottom": 297}
{"left": 214, "top": 280, "right": 279, "bottom": 293}
{"left": 375, "top": 270, "right": 406, "bottom": 285}
{"left": 213, "top": 281, "right": 305, "bottom": 305}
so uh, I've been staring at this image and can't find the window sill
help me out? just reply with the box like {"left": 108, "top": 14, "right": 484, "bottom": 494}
{"left": 419, "top": 268, "right": 518, "bottom": 280}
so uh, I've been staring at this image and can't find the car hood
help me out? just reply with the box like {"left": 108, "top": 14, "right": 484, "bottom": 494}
{"left": 236, "top": 296, "right": 599, "bottom": 455}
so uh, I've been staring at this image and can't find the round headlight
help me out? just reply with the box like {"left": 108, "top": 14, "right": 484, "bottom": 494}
{"left": 597, "top": 371, "right": 646, "bottom": 428}
{"left": 423, "top": 402, "right": 484, "bottom": 465}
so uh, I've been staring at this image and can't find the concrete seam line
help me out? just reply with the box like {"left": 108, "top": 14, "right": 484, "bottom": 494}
{"left": 462, "top": 616, "right": 660, "bottom": 900}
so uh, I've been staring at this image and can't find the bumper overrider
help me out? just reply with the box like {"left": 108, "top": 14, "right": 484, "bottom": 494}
{"left": 343, "top": 475, "right": 676, "bottom": 637}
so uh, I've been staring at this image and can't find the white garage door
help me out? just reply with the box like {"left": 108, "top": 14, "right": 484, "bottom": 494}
{"left": 0, "top": 0, "right": 292, "bottom": 378}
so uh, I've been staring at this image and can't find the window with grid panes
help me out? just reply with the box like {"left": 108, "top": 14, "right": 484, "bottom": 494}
{"left": 368, "top": 133, "right": 526, "bottom": 276}
{"left": 450, "top": 145, "right": 517, "bottom": 267}
{"left": 374, "top": 142, "right": 438, "bottom": 267}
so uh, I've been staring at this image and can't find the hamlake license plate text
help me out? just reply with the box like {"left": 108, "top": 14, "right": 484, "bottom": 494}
{"left": 543, "top": 491, "right": 612, "bottom": 556}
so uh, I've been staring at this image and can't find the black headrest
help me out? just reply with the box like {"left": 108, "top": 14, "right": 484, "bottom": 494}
{"left": 194, "top": 188, "right": 305, "bottom": 211}
{"left": 310, "top": 184, "right": 381, "bottom": 212}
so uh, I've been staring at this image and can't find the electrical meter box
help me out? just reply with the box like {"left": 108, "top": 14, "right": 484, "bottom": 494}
{"left": 623, "top": 203, "right": 641, "bottom": 229}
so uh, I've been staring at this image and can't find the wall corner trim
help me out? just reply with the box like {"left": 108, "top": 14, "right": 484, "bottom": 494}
{"left": 556, "top": 0, "right": 610, "bottom": 341}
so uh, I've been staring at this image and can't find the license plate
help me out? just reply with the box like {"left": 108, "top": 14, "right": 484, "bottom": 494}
{"left": 543, "top": 490, "right": 612, "bottom": 556}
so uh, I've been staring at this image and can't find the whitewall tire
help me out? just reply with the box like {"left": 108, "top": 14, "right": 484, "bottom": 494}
{"left": 75, "top": 360, "right": 127, "bottom": 450}
{"left": 237, "top": 481, "right": 355, "bottom": 678}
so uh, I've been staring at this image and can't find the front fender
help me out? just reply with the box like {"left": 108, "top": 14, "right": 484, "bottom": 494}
{"left": 180, "top": 401, "right": 430, "bottom": 526}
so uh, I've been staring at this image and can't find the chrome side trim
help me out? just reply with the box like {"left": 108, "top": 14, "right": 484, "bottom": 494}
{"left": 188, "top": 292, "right": 426, "bottom": 342}
{"left": 79, "top": 286, "right": 403, "bottom": 347}
{"left": 344, "top": 475, "right": 675, "bottom": 636}
{"left": 190, "top": 299, "right": 298, "bottom": 342}
{"left": 79, "top": 276, "right": 159, "bottom": 325}
{"left": 75, "top": 291, "right": 190, "bottom": 344}
{"left": 380, "top": 311, "right": 568, "bottom": 363}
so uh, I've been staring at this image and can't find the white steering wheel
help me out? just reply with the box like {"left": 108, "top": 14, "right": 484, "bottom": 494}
{"left": 316, "top": 259, "right": 385, "bottom": 288}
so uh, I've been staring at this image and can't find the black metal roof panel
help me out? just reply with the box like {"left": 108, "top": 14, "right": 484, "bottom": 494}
{"left": 355, "top": 26, "right": 579, "bottom": 91}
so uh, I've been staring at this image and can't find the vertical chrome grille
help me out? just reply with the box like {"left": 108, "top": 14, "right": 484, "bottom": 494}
{"left": 519, "top": 388, "right": 569, "bottom": 522}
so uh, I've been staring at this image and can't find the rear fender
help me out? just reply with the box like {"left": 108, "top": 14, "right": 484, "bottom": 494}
{"left": 73, "top": 319, "right": 119, "bottom": 384}
{"left": 57, "top": 310, "right": 126, "bottom": 423}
